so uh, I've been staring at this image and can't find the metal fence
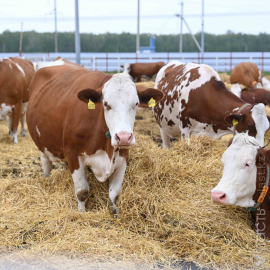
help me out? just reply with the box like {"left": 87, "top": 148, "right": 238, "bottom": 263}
{"left": 1, "top": 52, "right": 269, "bottom": 73}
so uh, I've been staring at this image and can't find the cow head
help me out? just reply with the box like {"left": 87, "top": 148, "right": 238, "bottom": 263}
{"left": 211, "top": 133, "right": 260, "bottom": 207}
{"left": 262, "top": 77, "right": 270, "bottom": 91}
{"left": 77, "top": 73, "right": 163, "bottom": 148}
{"left": 224, "top": 103, "right": 269, "bottom": 147}
{"left": 121, "top": 63, "right": 131, "bottom": 74}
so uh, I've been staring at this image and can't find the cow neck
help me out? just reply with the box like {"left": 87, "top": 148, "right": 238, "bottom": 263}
{"left": 248, "top": 164, "right": 270, "bottom": 212}
{"left": 232, "top": 103, "right": 252, "bottom": 136}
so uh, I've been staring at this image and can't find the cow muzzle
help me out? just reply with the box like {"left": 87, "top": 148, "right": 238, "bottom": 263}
{"left": 115, "top": 132, "right": 133, "bottom": 146}
{"left": 211, "top": 192, "right": 227, "bottom": 204}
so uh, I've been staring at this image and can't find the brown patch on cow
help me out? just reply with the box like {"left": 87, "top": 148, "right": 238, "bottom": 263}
{"left": 167, "top": 120, "right": 175, "bottom": 127}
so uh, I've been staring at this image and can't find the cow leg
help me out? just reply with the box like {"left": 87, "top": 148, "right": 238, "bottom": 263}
{"left": 20, "top": 102, "right": 28, "bottom": 137}
{"left": 6, "top": 115, "right": 12, "bottom": 136}
{"left": 10, "top": 104, "right": 21, "bottom": 144}
{"left": 109, "top": 159, "right": 127, "bottom": 218}
{"left": 20, "top": 113, "right": 26, "bottom": 137}
{"left": 40, "top": 152, "right": 52, "bottom": 177}
{"left": 70, "top": 157, "right": 89, "bottom": 212}
{"left": 160, "top": 128, "right": 170, "bottom": 148}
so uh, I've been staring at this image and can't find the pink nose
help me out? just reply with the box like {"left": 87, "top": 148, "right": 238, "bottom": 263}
{"left": 211, "top": 192, "right": 226, "bottom": 204}
{"left": 115, "top": 132, "right": 133, "bottom": 146}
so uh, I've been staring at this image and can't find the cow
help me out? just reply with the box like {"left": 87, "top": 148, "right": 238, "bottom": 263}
{"left": 0, "top": 57, "right": 35, "bottom": 143}
{"left": 230, "top": 62, "right": 270, "bottom": 90}
{"left": 121, "top": 62, "right": 165, "bottom": 82}
{"left": 153, "top": 61, "right": 269, "bottom": 148}
{"left": 230, "top": 83, "right": 270, "bottom": 106}
{"left": 26, "top": 58, "right": 163, "bottom": 215}
{"left": 211, "top": 133, "right": 270, "bottom": 239}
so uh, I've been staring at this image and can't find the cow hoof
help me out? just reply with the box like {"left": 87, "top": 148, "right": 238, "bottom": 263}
{"left": 21, "top": 131, "right": 26, "bottom": 137}
{"left": 113, "top": 207, "right": 119, "bottom": 218}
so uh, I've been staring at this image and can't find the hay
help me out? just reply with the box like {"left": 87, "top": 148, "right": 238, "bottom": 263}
{"left": 0, "top": 76, "right": 270, "bottom": 269}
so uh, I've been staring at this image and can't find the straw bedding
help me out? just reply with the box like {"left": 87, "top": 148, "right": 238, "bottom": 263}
{"left": 0, "top": 74, "right": 270, "bottom": 269}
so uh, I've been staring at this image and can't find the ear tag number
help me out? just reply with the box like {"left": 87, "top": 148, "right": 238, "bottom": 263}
{"left": 88, "top": 99, "right": 95, "bottom": 109}
{"left": 148, "top": 97, "right": 156, "bottom": 107}
{"left": 232, "top": 118, "right": 238, "bottom": 126}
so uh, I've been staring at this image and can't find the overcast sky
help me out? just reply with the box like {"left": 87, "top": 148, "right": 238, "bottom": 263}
{"left": 1, "top": 0, "right": 269, "bottom": 35}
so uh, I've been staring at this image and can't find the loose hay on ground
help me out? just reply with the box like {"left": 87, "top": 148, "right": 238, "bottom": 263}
{"left": 1, "top": 118, "right": 270, "bottom": 270}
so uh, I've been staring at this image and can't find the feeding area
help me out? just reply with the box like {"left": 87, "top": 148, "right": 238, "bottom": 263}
{"left": 0, "top": 73, "right": 270, "bottom": 269}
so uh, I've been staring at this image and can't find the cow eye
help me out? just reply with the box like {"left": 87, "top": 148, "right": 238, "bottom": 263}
{"left": 104, "top": 101, "right": 111, "bottom": 111}
{"left": 245, "top": 162, "right": 252, "bottom": 168}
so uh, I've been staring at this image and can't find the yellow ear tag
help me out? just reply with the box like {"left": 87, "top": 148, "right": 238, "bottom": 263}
{"left": 148, "top": 97, "right": 156, "bottom": 107}
{"left": 88, "top": 99, "right": 95, "bottom": 109}
{"left": 232, "top": 118, "right": 238, "bottom": 126}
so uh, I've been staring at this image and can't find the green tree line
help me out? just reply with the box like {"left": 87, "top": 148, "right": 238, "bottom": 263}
{"left": 0, "top": 30, "right": 269, "bottom": 53}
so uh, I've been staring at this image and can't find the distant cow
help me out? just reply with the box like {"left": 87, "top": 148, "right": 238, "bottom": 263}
{"left": 0, "top": 57, "right": 35, "bottom": 143}
{"left": 230, "top": 62, "right": 270, "bottom": 90}
{"left": 230, "top": 84, "right": 270, "bottom": 106}
{"left": 153, "top": 61, "right": 269, "bottom": 148}
{"left": 121, "top": 62, "right": 165, "bottom": 82}
{"left": 26, "top": 58, "right": 163, "bottom": 215}
{"left": 211, "top": 133, "right": 270, "bottom": 239}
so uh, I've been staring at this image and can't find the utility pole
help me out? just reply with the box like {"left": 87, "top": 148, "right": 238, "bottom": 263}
{"left": 136, "top": 0, "right": 140, "bottom": 53}
{"left": 54, "top": 0, "right": 58, "bottom": 53}
{"left": 201, "top": 0, "right": 204, "bottom": 62}
{"left": 180, "top": 1, "right": 183, "bottom": 53}
{"left": 75, "top": 0, "right": 81, "bottom": 64}
{"left": 19, "top": 22, "right": 23, "bottom": 56}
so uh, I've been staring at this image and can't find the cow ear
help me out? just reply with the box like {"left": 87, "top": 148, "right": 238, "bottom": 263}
{"left": 77, "top": 88, "right": 102, "bottom": 104}
{"left": 137, "top": 85, "right": 164, "bottom": 107}
{"left": 224, "top": 114, "right": 244, "bottom": 125}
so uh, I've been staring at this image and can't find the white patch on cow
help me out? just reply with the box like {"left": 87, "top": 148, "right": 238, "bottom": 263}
{"left": 261, "top": 77, "right": 270, "bottom": 91}
{"left": 36, "top": 126, "right": 41, "bottom": 137}
{"left": 44, "top": 147, "right": 62, "bottom": 162}
{"left": 15, "top": 63, "right": 25, "bottom": 76}
{"left": 40, "top": 59, "right": 65, "bottom": 69}
{"left": 21, "top": 102, "right": 28, "bottom": 115}
{"left": 0, "top": 103, "right": 13, "bottom": 120}
{"left": 122, "top": 63, "right": 131, "bottom": 74}
{"left": 81, "top": 149, "right": 125, "bottom": 182}
{"left": 102, "top": 73, "right": 139, "bottom": 147}
{"left": 212, "top": 133, "right": 259, "bottom": 207}
{"left": 251, "top": 103, "right": 270, "bottom": 147}
{"left": 256, "top": 82, "right": 263, "bottom": 88}
{"left": 230, "top": 84, "right": 242, "bottom": 98}
{"left": 9, "top": 63, "right": 12, "bottom": 69}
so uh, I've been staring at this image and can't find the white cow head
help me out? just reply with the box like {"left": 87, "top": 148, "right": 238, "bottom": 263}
{"left": 262, "top": 77, "right": 270, "bottom": 91}
{"left": 122, "top": 63, "right": 131, "bottom": 74}
{"left": 211, "top": 133, "right": 260, "bottom": 207}
{"left": 77, "top": 73, "right": 163, "bottom": 148}
{"left": 230, "top": 83, "right": 242, "bottom": 98}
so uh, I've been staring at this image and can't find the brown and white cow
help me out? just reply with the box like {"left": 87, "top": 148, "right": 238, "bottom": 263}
{"left": 26, "top": 58, "right": 163, "bottom": 215}
{"left": 230, "top": 84, "right": 270, "bottom": 106}
{"left": 121, "top": 62, "right": 165, "bottom": 82}
{"left": 0, "top": 57, "right": 35, "bottom": 143}
{"left": 230, "top": 62, "right": 270, "bottom": 90}
{"left": 211, "top": 133, "right": 270, "bottom": 239}
{"left": 153, "top": 61, "right": 269, "bottom": 148}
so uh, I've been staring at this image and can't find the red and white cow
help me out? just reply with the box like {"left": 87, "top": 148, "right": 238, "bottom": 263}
{"left": 121, "top": 62, "right": 165, "bottom": 82}
{"left": 0, "top": 57, "right": 35, "bottom": 143}
{"left": 153, "top": 61, "right": 269, "bottom": 148}
{"left": 230, "top": 62, "right": 270, "bottom": 90}
{"left": 230, "top": 84, "right": 270, "bottom": 106}
{"left": 211, "top": 133, "right": 270, "bottom": 239}
{"left": 26, "top": 58, "right": 163, "bottom": 215}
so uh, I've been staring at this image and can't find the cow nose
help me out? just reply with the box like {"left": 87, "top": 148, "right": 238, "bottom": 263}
{"left": 211, "top": 192, "right": 226, "bottom": 204}
{"left": 115, "top": 132, "right": 133, "bottom": 145}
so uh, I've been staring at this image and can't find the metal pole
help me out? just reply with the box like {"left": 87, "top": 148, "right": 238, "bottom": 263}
{"left": 201, "top": 0, "right": 204, "bottom": 63}
{"left": 75, "top": 0, "right": 81, "bottom": 64}
{"left": 19, "top": 22, "right": 23, "bottom": 56}
{"left": 182, "top": 17, "right": 201, "bottom": 52}
{"left": 54, "top": 0, "right": 58, "bottom": 53}
{"left": 136, "top": 0, "right": 140, "bottom": 53}
{"left": 180, "top": 1, "right": 183, "bottom": 53}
